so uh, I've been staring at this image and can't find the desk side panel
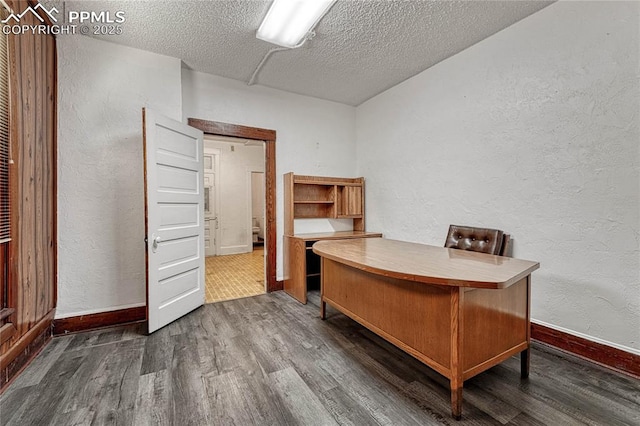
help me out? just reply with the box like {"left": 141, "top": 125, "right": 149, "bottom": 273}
{"left": 323, "top": 259, "right": 452, "bottom": 373}
{"left": 462, "top": 277, "right": 529, "bottom": 376}
{"left": 284, "top": 236, "right": 307, "bottom": 303}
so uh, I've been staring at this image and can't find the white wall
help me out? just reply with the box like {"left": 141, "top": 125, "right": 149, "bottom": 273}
{"left": 356, "top": 1, "right": 640, "bottom": 352}
{"left": 204, "top": 138, "right": 264, "bottom": 254}
{"left": 182, "top": 70, "right": 358, "bottom": 279}
{"left": 56, "top": 36, "right": 183, "bottom": 318}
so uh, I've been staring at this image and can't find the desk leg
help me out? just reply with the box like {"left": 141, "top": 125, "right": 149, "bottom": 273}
{"left": 320, "top": 257, "right": 326, "bottom": 320}
{"left": 522, "top": 276, "right": 532, "bottom": 379}
{"left": 450, "top": 288, "right": 463, "bottom": 420}
{"left": 451, "top": 385, "right": 462, "bottom": 421}
{"left": 521, "top": 347, "right": 530, "bottom": 379}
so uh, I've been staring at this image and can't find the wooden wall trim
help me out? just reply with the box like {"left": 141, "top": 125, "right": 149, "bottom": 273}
{"left": 0, "top": 310, "right": 52, "bottom": 392}
{"left": 531, "top": 322, "right": 640, "bottom": 378}
{"left": 187, "top": 118, "right": 282, "bottom": 292}
{"left": 2, "top": 15, "right": 56, "bottom": 373}
{"left": 52, "top": 306, "right": 146, "bottom": 336}
{"left": 0, "top": 308, "right": 53, "bottom": 371}
{"left": 0, "top": 323, "right": 16, "bottom": 345}
{"left": 51, "top": 5, "right": 58, "bottom": 312}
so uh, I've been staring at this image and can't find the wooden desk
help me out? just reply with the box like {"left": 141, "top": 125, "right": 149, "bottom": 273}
{"left": 313, "top": 238, "right": 540, "bottom": 420}
{"left": 284, "top": 231, "right": 382, "bottom": 303}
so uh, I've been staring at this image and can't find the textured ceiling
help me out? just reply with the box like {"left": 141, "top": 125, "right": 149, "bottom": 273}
{"left": 46, "top": 0, "right": 553, "bottom": 106}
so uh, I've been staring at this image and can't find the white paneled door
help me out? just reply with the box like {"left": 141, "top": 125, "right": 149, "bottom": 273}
{"left": 203, "top": 148, "right": 220, "bottom": 257}
{"left": 143, "top": 108, "right": 205, "bottom": 333}
{"left": 204, "top": 172, "right": 217, "bottom": 256}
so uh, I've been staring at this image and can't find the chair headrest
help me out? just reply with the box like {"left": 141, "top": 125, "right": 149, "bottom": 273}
{"left": 445, "top": 225, "right": 504, "bottom": 255}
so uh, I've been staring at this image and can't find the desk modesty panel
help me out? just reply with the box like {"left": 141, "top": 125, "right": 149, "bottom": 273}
{"left": 313, "top": 238, "right": 540, "bottom": 420}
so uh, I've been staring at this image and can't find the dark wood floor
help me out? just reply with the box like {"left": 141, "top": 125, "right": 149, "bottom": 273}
{"left": 1, "top": 291, "right": 639, "bottom": 425}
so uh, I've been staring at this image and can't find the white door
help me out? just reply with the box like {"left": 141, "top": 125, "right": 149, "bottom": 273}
{"left": 204, "top": 172, "right": 217, "bottom": 256}
{"left": 143, "top": 108, "right": 205, "bottom": 334}
{"left": 203, "top": 149, "right": 220, "bottom": 257}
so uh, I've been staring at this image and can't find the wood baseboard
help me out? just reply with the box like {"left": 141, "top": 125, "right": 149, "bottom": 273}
{"left": 531, "top": 322, "right": 640, "bottom": 378}
{"left": 1, "top": 310, "right": 54, "bottom": 391}
{"left": 53, "top": 306, "right": 146, "bottom": 336}
{"left": 272, "top": 279, "right": 284, "bottom": 292}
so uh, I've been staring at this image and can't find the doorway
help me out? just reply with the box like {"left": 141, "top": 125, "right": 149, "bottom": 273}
{"left": 202, "top": 135, "right": 266, "bottom": 303}
{"left": 188, "top": 118, "right": 279, "bottom": 292}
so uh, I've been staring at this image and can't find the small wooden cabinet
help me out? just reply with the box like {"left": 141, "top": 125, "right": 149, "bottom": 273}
{"left": 283, "top": 173, "right": 381, "bottom": 303}
{"left": 284, "top": 232, "right": 382, "bottom": 303}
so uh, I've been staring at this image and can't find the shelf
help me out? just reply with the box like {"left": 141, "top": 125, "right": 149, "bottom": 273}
{"left": 294, "top": 200, "right": 334, "bottom": 204}
{"left": 306, "top": 273, "right": 321, "bottom": 278}
{"left": 293, "top": 175, "right": 362, "bottom": 186}
{"left": 294, "top": 203, "right": 335, "bottom": 219}
{"left": 293, "top": 183, "right": 335, "bottom": 204}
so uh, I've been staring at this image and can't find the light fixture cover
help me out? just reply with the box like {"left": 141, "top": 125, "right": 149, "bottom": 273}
{"left": 257, "top": 0, "right": 336, "bottom": 48}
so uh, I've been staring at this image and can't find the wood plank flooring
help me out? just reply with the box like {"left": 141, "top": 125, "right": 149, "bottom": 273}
{"left": 1, "top": 291, "right": 639, "bottom": 425}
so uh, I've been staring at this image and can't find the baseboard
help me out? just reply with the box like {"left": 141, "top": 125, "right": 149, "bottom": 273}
{"left": 531, "top": 322, "right": 640, "bottom": 378}
{"left": 53, "top": 306, "right": 146, "bottom": 336}
{"left": 219, "top": 245, "right": 252, "bottom": 256}
{"left": 271, "top": 279, "right": 284, "bottom": 292}
{"left": 1, "top": 310, "right": 54, "bottom": 391}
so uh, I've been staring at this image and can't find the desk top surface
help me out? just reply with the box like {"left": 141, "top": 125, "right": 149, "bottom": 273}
{"left": 313, "top": 238, "right": 539, "bottom": 289}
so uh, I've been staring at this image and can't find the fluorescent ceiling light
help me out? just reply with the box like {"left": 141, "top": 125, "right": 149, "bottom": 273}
{"left": 257, "top": 0, "right": 336, "bottom": 48}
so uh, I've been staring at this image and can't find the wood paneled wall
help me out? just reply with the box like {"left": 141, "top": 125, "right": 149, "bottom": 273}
{"left": 0, "top": 0, "right": 57, "bottom": 388}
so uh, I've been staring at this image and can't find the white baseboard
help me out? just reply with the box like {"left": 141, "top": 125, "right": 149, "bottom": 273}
{"left": 219, "top": 244, "right": 252, "bottom": 256}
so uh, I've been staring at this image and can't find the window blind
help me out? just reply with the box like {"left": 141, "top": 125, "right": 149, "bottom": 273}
{"left": 0, "top": 5, "right": 10, "bottom": 244}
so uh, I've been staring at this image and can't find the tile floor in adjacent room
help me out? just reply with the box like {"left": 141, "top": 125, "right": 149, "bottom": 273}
{"left": 205, "top": 247, "right": 265, "bottom": 303}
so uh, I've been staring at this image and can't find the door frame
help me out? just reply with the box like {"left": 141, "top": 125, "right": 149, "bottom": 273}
{"left": 248, "top": 170, "right": 265, "bottom": 253}
{"left": 187, "top": 118, "right": 281, "bottom": 292}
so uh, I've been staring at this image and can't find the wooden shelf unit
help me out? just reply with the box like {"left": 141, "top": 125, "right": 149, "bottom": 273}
{"left": 283, "top": 173, "right": 381, "bottom": 303}
{"left": 285, "top": 173, "right": 366, "bottom": 235}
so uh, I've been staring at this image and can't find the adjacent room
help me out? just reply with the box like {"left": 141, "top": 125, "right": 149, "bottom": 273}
{"left": 1, "top": 0, "right": 638, "bottom": 424}
{"left": 202, "top": 135, "right": 267, "bottom": 303}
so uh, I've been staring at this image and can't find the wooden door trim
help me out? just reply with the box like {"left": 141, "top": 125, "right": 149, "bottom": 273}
{"left": 187, "top": 118, "right": 281, "bottom": 292}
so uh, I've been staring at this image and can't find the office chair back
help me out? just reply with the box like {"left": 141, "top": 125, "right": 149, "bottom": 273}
{"left": 445, "top": 224, "right": 506, "bottom": 256}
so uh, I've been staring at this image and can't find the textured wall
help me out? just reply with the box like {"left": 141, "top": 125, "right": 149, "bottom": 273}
{"left": 182, "top": 70, "right": 358, "bottom": 279}
{"left": 56, "top": 36, "right": 183, "bottom": 318}
{"left": 356, "top": 1, "right": 639, "bottom": 351}
{"left": 203, "top": 139, "right": 264, "bottom": 254}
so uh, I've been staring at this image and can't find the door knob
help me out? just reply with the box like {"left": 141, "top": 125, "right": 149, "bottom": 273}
{"left": 152, "top": 235, "right": 162, "bottom": 252}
